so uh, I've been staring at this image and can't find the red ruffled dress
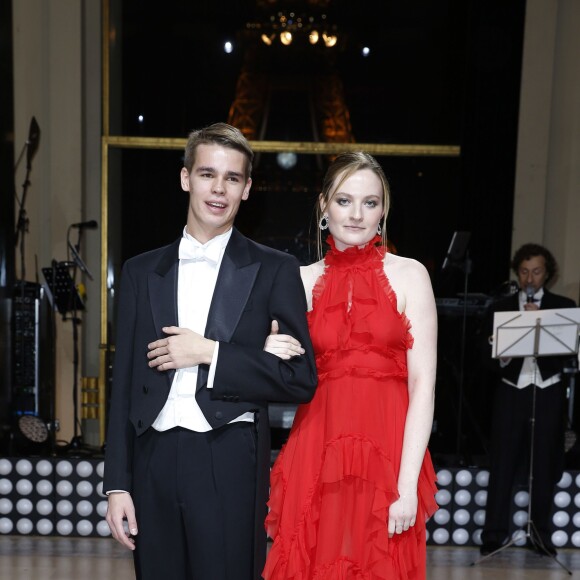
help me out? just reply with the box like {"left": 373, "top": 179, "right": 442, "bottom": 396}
{"left": 264, "top": 236, "right": 438, "bottom": 580}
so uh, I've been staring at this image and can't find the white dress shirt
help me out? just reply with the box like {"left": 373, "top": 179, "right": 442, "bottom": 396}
{"left": 501, "top": 287, "right": 561, "bottom": 389}
{"left": 152, "top": 227, "right": 253, "bottom": 431}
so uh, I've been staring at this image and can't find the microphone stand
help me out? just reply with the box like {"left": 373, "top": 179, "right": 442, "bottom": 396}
{"left": 454, "top": 250, "right": 471, "bottom": 464}
{"left": 64, "top": 226, "right": 86, "bottom": 454}
{"left": 14, "top": 117, "right": 40, "bottom": 283}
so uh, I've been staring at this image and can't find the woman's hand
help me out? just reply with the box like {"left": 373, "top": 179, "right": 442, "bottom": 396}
{"left": 264, "top": 320, "right": 305, "bottom": 360}
{"left": 388, "top": 491, "right": 418, "bottom": 538}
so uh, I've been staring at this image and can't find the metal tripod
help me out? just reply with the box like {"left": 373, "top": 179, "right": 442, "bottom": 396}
{"left": 473, "top": 320, "right": 572, "bottom": 573}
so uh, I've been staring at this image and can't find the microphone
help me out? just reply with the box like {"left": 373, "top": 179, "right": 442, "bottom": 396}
{"left": 71, "top": 220, "right": 98, "bottom": 229}
{"left": 525, "top": 284, "right": 535, "bottom": 304}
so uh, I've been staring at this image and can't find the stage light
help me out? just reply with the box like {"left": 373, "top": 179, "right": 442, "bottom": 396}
{"left": 16, "top": 518, "right": 33, "bottom": 534}
{"left": 37, "top": 518, "right": 53, "bottom": 535}
{"left": 56, "top": 460, "right": 73, "bottom": 477}
{"left": 558, "top": 472, "right": 573, "bottom": 488}
{"left": 17, "top": 415, "right": 49, "bottom": 445}
{"left": 453, "top": 509, "right": 470, "bottom": 526}
{"left": 97, "top": 520, "right": 111, "bottom": 536}
{"left": 36, "top": 460, "right": 53, "bottom": 477}
{"left": 0, "top": 499, "right": 12, "bottom": 515}
{"left": 56, "top": 519, "right": 73, "bottom": 535}
{"left": 276, "top": 152, "right": 297, "bottom": 170}
{"left": 552, "top": 530, "right": 568, "bottom": 547}
{"left": 16, "top": 499, "right": 33, "bottom": 515}
{"left": 15, "top": 459, "right": 33, "bottom": 476}
{"left": 436, "top": 469, "right": 452, "bottom": 486}
{"left": 452, "top": 528, "right": 469, "bottom": 544}
{"left": 455, "top": 469, "right": 472, "bottom": 486}
{"left": 513, "top": 510, "right": 528, "bottom": 527}
{"left": 76, "top": 480, "right": 93, "bottom": 497}
{"left": 96, "top": 501, "right": 108, "bottom": 518}
{"left": 280, "top": 31, "right": 292, "bottom": 46}
{"left": 553, "top": 510, "right": 570, "bottom": 527}
{"left": 36, "top": 479, "right": 53, "bottom": 496}
{"left": 56, "top": 480, "right": 73, "bottom": 497}
{"left": 514, "top": 490, "right": 529, "bottom": 507}
{"left": 56, "top": 500, "right": 73, "bottom": 516}
{"left": 432, "top": 528, "right": 449, "bottom": 544}
{"left": 322, "top": 33, "right": 337, "bottom": 47}
{"left": 0, "top": 459, "right": 12, "bottom": 475}
{"left": 454, "top": 489, "right": 471, "bottom": 506}
{"left": 362, "top": 46, "right": 370, "bottom": 57}
{"left": 309, "top": 30, "right": 319, "bottom": 44}
{"left": 473, "top": 509, "right": 486, "bottom": 526}
{"left": 15, "top": 479, "right": 32, "bottom": 495}
{"left": 434, "top": 509, "right": 450, "bottom": 525}
{"left": 224, "top": 41, "right": 233, "bottom": 54}
{"left": 77, "top": 520, "right": 93, "bottom": 536}
{"left": 435, "top": 489, "right": 451, "bottom": 506}
{"left": 474, "top": 490, "right": 487, "bottom": 506}
{"left": 554, "top": 491, "right": 571, "bottom": 508}
{"left": 76, "top": 500, "right": 93, "bottom": 517}
{"left": 76, "top": 461, "right": 93, "bottom": 478}
{"left": 261, "top": 33, "right": 274, "bottom": 46}
{"left": 475, "top": 470, "right": 489, "bottom": 487}
{"left": 36, "top": 499, "right": 53, "bottom": 516}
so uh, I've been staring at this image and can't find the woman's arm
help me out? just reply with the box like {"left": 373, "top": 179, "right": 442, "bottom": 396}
{"left": 387, "top": 257, "right": 437, "bottom": 536}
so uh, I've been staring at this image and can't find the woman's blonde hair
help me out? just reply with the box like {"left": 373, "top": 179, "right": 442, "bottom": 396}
{"left": 316, "top": 152, "right": 390, "bottom": 258}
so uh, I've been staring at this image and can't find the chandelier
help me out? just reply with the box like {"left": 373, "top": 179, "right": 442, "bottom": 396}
{"left": 247, "top": 11, "right": 339, "bottom": 48}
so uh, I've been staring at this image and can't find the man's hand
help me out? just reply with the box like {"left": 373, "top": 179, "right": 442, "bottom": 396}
{"left": 523, "top": 303, "right": 540, "bottom": 311}
{"left": 106, "top": 492, "right": 138, "bottom": 550}
{"left": 264, "top": 320, "right": 305, "bottom": 360}
{"left": 147, "top": 326, "right": 215, "bottom": 370}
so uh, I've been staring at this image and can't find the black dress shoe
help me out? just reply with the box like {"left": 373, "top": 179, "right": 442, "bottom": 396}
{"left": 480, "top": 541, "right": 502, "bottom": 556}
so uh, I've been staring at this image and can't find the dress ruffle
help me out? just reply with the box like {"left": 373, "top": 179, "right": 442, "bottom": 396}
{"left": 265, "top": 434, "right": 438, "bottom": 580}
{"left": 265, "top": 435, "right": 398, "bottom": 580}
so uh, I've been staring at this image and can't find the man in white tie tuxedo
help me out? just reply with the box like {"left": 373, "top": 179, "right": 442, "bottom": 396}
{"left": 103, "top": 123, "right": 317, "bottom": 580}
{"left": 480, "top": 243, "right": 576, "bottom": 557}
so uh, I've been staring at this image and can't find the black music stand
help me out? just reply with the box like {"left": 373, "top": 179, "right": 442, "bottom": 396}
{"left": 42, "top": 262, "right": 85, "bottom": 317}
{"left": 473, "top": 308, "right": 580, "bottom": 573}
{"left": 442, "top": 231, "right": 472, "bottom": 463}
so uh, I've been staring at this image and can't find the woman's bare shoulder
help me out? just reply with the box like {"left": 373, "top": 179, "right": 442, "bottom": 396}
{"left": 384, "top": 253, "right": 433, "bottom": 312}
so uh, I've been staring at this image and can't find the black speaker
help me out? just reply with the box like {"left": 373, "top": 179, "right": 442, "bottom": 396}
{"left": 11, "top": 281, "right": 55, "bottom": 453}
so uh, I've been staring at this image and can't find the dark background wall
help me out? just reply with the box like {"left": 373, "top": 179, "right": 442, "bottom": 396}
{"left": 116, "top": 0, "right": 525, "bottom": 297}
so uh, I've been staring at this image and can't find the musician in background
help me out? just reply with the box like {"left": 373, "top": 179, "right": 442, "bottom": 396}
{"left": 480, "top": 243, "right": 576, "bottom": 557}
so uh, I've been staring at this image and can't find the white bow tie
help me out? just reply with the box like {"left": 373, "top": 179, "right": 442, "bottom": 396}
{"left": 179, "top": 237, "right": 221, "bottom": 266}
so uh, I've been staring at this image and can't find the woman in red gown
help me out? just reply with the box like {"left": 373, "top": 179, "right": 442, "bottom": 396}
{"left": 263, "top": 152, "right": 438, "bottom": 580}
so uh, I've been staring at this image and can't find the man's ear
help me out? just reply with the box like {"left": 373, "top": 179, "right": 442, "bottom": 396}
{"left": 242, "top": 177, "right": 252, "bottom": 201}
{"left": 180, "top": 168, "right": 190, "bottom": 192}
